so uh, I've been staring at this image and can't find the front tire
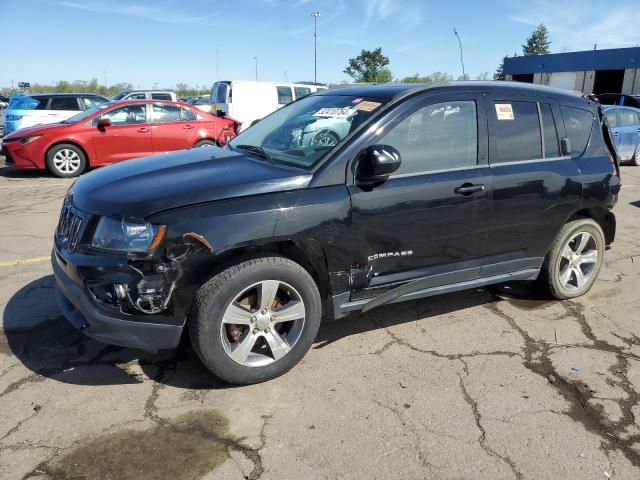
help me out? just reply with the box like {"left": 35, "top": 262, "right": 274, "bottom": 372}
{"left": 194, "top": 139, "right": 216, "bottom": 148}
{"left": 46, "top": 144, "right": 86, "bottom": 177}
{"left": 189, "top": 256, "right": 322, "bottom": 385}
{"left": 632, "top": 145, "right": 640, "bottom": 166}
{"left": 541, "top": 218, "right": 605, "bottom": 299}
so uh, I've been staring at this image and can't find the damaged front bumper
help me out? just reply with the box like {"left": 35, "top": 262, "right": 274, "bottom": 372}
{"left": 52, "top": 249, "right": 184, "bottom": 353}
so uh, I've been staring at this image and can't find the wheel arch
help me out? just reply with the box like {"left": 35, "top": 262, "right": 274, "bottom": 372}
{"left": 193, "top": 138, "right": 220, "bottom": 148}
{"left": 567, "top": 207, "right": 616, "bottom": 246}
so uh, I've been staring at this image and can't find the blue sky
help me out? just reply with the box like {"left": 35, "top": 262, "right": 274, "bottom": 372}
{"left": 2, "top": 0, "right": 640, "bottom": 89}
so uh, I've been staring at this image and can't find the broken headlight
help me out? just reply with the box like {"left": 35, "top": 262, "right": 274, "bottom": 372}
{"left": 91, "top": 217, "right": 166, "bottom": 252}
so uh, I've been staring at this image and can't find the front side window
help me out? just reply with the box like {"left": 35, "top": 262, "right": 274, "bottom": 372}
{"left": 82, "top": 96, "right": 107, "bottom": 109}
{"left": 195, "top": 96, "right": 210, "bottom": 105}
{"left": 277, "top": 86, "right": 293, "bottom": 105}
{"left": 619, "top": 109, "right": 639, "bottom": 126}
{"left": 229, "top": 94, "right": 388, "bottom": 170}
{"left": 605, "top": 110, "right": 619, "bottom": 128}
{"left": 50, "top": 97, "right": 80, "bottom": 111}
{"left": 152, "top": 104, "right": 181, "bottom": 123}
{"left": 491, "top": 101, "right": 541, "bottom": 163}
{"left": 561, "top": 106, "right": 594, "bottom": 158}
{"left": 100, "top": 105, "right": 147, "bottom": 125}
{"left": 377, "top": 100, "right": 478, "bottom": 175}
{"left": 128, "top": 93, "right": 146, "bottom": 100}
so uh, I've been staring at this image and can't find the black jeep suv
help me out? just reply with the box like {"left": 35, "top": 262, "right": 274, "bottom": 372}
{"left": 52, "top": 82, "right": 620, "bottom": 384}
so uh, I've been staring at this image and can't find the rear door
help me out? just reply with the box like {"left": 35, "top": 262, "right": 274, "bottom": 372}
{"left": 47, "top": 96, "right": 82, "bottom": 122}
{"left": 150, "top": 103, "right": 195, "bottom": 152}
{"left": 486, "top": 96, "right": 582, "bottom": 270}
{"left": 604, "top": 109, "right": 623, "bottom": 154}
{"left": 617, "top": 108, "right": 640, "bottom": 159}
{"left": 91, "top": 104, "right": 152, "bottom": 164}
{"left": 348, "top": 93, "right": 492, "bottom": 298}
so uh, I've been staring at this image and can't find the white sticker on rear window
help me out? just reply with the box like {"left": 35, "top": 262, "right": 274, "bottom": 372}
{"left": 495, "top": 103, "right": 514, "bottom": 120}
{"left": 313, "top": 107, "right": 355, "bottom": 119}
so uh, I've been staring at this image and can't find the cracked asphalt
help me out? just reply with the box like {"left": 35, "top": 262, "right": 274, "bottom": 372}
{"left": 1, "top": 159, "right": 640, "bottom": 480}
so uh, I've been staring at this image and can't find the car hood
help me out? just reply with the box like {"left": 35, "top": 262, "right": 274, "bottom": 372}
{"left": 3, "top": 122, "right": 68, "bottom": 139}
{"left": 69, "top": 147, "right": 312, "bottom": 219}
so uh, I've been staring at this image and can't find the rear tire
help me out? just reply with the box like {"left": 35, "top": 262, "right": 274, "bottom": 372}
{"left": 632, "top": 146, "right": 640, "bottom": 166}
{"left": 46, "top": 144, "right": 86, "bottom": 178}
{"left": 189, "top": 256, "right": 322, "bottom": 385}
{"left": 194, "top": 139, "right": 216, "bottom": 148}
{"left": 540, "top": 218, "right": 605, "bottom": 300}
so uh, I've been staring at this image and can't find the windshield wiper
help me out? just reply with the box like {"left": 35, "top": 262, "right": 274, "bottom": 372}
{"left": 234, "top": 144, "right": 273, "bottom": 163}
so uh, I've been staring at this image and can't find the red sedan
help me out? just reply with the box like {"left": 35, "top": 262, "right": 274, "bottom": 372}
{"left": 1, "top": 100, "right": 240, "bottom": 177}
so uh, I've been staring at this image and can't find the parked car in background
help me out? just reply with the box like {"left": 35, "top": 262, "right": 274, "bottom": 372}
{"left": 210, "top": 81, "right": 327, "bottom": 132}
{"left": 603, "top": 105, "right": 640, "bottom": 165}
{"left": 185, "top": 95, "right": 211, "bottom": 112}
{"left": 0, "top": 95, "right": 8, "bottom": 108}
{"left": 4, "top": 93, "right": 109, "bottom": 135}
{"left": 113, "top": 90, "right": 178, "bottom": 101}
{"left": 51, "top": 82, "right": 618, "bottom": 384}
{"left": 593, "top": 93, "right": 640, "bottom": 109}
{"left": 1, "top": 100, "right": 240, "bottom": 177}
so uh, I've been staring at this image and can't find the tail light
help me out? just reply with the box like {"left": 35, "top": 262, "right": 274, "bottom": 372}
{"left": 233, "top": 120, "right": 242, "bottom": 135}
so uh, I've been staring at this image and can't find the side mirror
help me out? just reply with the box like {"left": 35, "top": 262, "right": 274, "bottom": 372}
{"left": 561, "top": 137, "right": 571, "bottom": 156}
{"left": 356, "top": 144, "right": 402, "bottom": 187}
{"left": 215, "top": 109, "right": 225, "bottom": 117}
{"left": 98, "top": 118, "right": 111, "bottom": 128}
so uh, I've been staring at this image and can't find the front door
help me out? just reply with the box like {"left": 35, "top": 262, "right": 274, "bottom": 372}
{"left": 91, "top": 104, "right": 153, "bottom": 165}
{"left": 348, "top": 94, "right": 492, "bottom": 298}
{"left": 616, "top": 108, "right": 640, "bottom": 160}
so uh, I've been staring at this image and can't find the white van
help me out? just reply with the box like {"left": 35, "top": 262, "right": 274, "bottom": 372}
{"left": 210, "top": 81, "right": 327, "bottom": 131}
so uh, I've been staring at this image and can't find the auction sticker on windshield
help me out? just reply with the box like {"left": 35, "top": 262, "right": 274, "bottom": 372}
{"left": 353, "top": 101, "right": 381, "bottom": 112}
{"left": 313, "top": 107, "right": 355, "bottom": 119}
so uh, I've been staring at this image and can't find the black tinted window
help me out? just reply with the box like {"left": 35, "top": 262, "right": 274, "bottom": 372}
{"left": 378, "top": 100, "right": 478, "bottom": 175}
{"left": 50, "top": 97, "right": 79, "bottom": 110}
{"left": 294, "top": 87, "right": 311, "bottom": 99}
{"left": 492, "top": 101, "right": 541, "bottom": 162}
{"left": 151, "top": 93, "right": 172, "bottom": 101}
{"left": 540, "top": 103, "right": 560, "bottom": 158}
{"left": 561, "top": 106, "right": 593, "bottom": 157}
{"left": 32, "top": 96, "right": 50, "bottom": 110}
{"left": 277, "top": 86, "right": 293, "bottom": 105}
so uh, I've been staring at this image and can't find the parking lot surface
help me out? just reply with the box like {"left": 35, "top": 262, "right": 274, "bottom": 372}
{"left": 1, "top": 158, "right": 640, "bottom": 480}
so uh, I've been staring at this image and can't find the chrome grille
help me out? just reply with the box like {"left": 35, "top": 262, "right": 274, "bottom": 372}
{"left": 55, "top": 200, "right": 86, "bottom": 252}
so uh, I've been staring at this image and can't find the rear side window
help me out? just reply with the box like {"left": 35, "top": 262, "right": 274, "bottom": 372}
{"left": 277, "top": 86, "right": 293, "bottom": 105}
{"left": 181, "top": 107, "right": 198, "bottom": 121}
{"left": 50, "top": 97, "right": 80, "bottom": 110}
{"left": 605, "top": 110, "right": 619, "bottom": 128}
{"left": 378, "top": 100, "right": 478, "bottom": 175}
{"left": 32, "top": 96, "right": 50, "bottom": 110}
{"left": 152, "top": 104, "right": 181, "bottom": 123}
{"left": 561, "top": 106, "right": 594, "bottom": 157}
{"left": 151, "top": 93, "right": 172, "bottom": 101}
{"left": 294, "top": 87, "right": 311, "bottom": 99}
{"left": 491, "top": 101, "right": 541, "bottom": 162}
{"left": 540, "top": 103, "right": 560, "bottom": 158}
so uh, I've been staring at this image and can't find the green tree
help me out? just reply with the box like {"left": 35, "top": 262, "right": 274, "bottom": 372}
{"left": 344, "top": 47, "right": 391, "bottom": 83}
{"left": 494, "top": 55, "right": 508, "bottom": 80}
{"left": 400, "top": 73, "right": 433, "bottom": 83}
{"left": 476, "top": 72, "right": 490, "bottom": 80}
{"left": 522, "top": 24, "right": 551, "bottom": 56}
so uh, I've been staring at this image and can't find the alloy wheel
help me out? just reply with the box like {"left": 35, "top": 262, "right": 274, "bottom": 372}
{"left": 220, "top": 280, "right": 306, "bottom": 367}
{"left": 53, "top": 149, "right": 81, "bottom": 174}
{"left": 557, "top": 231, "right": 598, "bottom": 291}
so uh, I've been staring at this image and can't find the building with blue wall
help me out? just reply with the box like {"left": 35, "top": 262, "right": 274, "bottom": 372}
{"left": 503, "top": 47, "right": 640, "bottom": 95}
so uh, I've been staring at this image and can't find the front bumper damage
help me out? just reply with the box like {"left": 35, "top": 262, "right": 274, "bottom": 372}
{"left": 53, "top": 250, "right": 184, "bottom": 352}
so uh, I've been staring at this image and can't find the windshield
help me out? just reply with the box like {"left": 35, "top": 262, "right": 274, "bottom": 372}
{"left": 228, "top": 94, "right": 388, "bottom": 170}
{"left": 64, "top": 102, "right": 114, "bottom": 124}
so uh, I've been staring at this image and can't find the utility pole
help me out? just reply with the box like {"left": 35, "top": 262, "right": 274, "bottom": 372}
{"left": 102, "top": 70, "right": 107, "bottom": 86}
{"left": 253, "top": 56, "right": 258, "bottom": 82}
{"left": 216, "top": 45, "right": 219, "bottom": 80}
{"left": 311, "top": 11, "right": 320, "bottom": 83}
{"left": 453, "top": 27, "right": 466, "bottom": 79}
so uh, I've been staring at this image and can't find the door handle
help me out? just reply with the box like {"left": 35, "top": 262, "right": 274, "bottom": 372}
{"left": 183, "top": 125, "right": 194, "bottom": 129}
{"left": 137, "top": 128, "right": 149, "bottom": 133}
{"left": 454, "top": 183, "right": 485, "bottom": 195}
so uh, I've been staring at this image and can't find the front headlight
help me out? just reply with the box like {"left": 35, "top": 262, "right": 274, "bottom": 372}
{"left": 91, "top": 217, "right": 167, "bottom": 252}
{"left": 20, "top": 135, "right": 42, "bottom": 145}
